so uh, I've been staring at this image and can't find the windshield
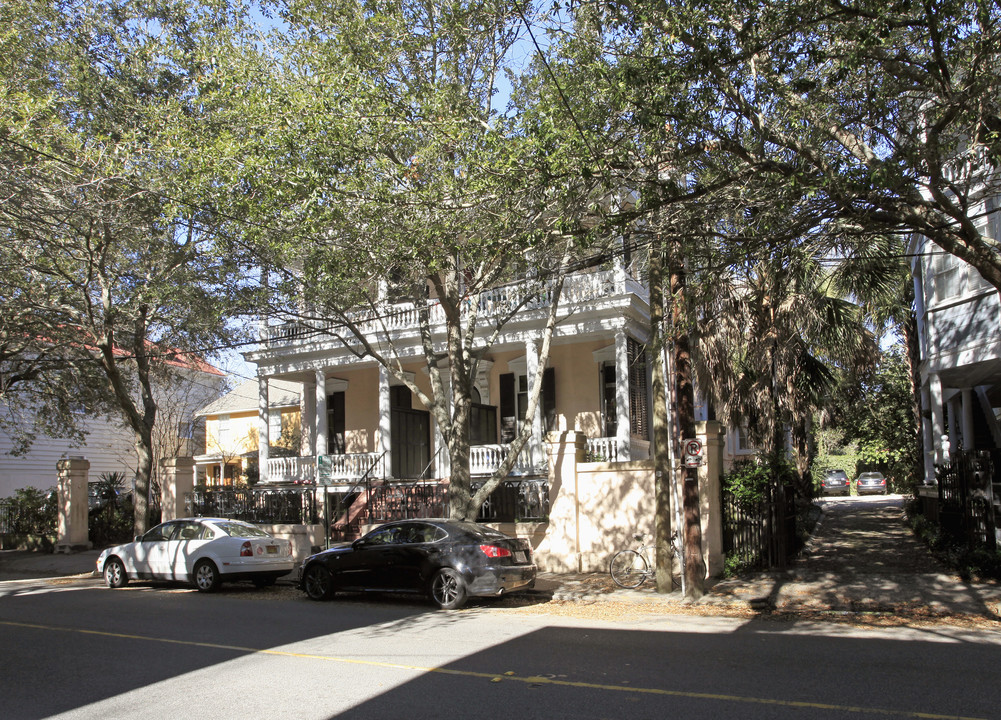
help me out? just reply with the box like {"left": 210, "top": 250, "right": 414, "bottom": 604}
{"left": 215, "top": 521, "right": 270, "bottom": 538}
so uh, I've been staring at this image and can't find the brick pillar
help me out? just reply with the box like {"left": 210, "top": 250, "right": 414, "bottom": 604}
{"left": 697, "top": 420, "right": 724, "bottom": 577}
{"left": 162, "top": 457, "right": 196, "bottom": 521}
{"left": 56, "top": 457, "right": 90, "bottom": 553}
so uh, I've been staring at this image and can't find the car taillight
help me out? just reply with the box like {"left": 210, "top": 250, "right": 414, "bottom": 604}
{"left": 240, "top": 541, "right": 253, "bottom": 557}
{"left": 479, "top": 544, "right": 512, "bottom": 558}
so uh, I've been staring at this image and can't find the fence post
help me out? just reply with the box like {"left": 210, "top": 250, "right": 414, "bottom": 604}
{"left": 162, "top": 457, "right": 196, "bottom": 522}
{"left": 56, "top": 457, "right": 90, "bottom": 553}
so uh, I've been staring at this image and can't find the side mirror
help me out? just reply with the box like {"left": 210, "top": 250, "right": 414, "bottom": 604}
{"left": 352, "top": 538, "right": 367, "bottom": 549}
{"left": 134, "top": 535, "right": 143, "bottom": 543}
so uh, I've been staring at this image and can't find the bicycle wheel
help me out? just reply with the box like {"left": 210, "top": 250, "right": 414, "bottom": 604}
{"left": 609, "top": 549, "right": 649, "bottom": 588}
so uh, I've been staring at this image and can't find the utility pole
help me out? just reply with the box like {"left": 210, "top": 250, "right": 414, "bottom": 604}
{"left": 648, "top": 236, "right": 674, "bottom": 593}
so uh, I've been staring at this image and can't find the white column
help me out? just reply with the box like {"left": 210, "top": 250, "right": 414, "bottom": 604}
{"left": 921, "top": 382, "right": 936, "bottom": 484}
{"left": 258, "top": 375, "right": 270, "bottom": 483}
{"left": 526, "top": 339, "right": 544, "bottom": 467}
{"left": 379, "top": 365, "right": 392, "bottom": 477}
{"left": 315, "top": 370, "right": 328, "bottom": 457}
{"left": 946, "top": 395, "right": 961, "bottom": 454}
{"left": 929, "top": 373, "right": 946, "bottom": 466}
{"left": 615, "top": 329, "right": 631, "bottom": 461}
{"left": 961, "top": 388, "right": 975, "bottom": 452}
{"left": 301, "top": 374, "right": 317, "bottom": 457}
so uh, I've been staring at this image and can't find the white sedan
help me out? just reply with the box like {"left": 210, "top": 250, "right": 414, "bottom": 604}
{"left": 97, "top": 517, "right": 295, "bottom": 592}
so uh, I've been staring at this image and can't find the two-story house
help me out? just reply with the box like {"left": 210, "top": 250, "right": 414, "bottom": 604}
{"left": 0, "top": 355, "right": 227, "bottom": 499}
{"left": 194, "top": 378, "right": 303, "bottom": 487}
{"left": 244, "top": 253, "right": 655, "bottom": 491}
{"left": 909, "top": 195, "right": 1001, "bottom": 484}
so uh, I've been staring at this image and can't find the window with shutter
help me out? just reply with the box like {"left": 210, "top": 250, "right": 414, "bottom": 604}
{"left": 328, "top": 391, "right": 345, "bottom": 454}
{"left": 627, "top": 338, "right": 649, "bottom": 438}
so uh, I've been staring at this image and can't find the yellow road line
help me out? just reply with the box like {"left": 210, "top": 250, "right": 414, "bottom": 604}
{"left": 0, "top": 620, "right": 985, "bottom": 720}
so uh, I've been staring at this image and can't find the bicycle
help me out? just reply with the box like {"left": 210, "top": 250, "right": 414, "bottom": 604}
{"left": 609, "top": 531, "right": 683, "bottom": 589}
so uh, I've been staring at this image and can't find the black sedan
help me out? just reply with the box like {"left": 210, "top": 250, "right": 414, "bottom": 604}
{"left": 299, "top": 519, "right": 537, "bottom": 609}
{"left": 820, "top": 469, "right": 850, "bottom": 496}
{"left": 856, "top": 471, "right": 888, "bottom": 495}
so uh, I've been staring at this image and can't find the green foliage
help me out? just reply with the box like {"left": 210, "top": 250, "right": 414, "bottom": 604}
{"left": 89, "top": 495, "right": 136, "bottom": 547}
{"left": 833, "top": 344, "right": 919, "bottom": 493}
{"left": 906, "top": 506, "right": 1001, "bottom": 583}
{"left": 722, "top": 461, "right": 772, "bottom": 504}
{"left": 1, "top": 487, "right": 57, "bottom": 541}
{"left": 1, "top": 0, "right": 253, "bottom": 534}
{"left": 722, "top": 553, "right": 754, "bottom": 578}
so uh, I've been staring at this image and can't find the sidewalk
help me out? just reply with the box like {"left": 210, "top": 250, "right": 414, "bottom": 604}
{"left": 0, "top": 548, "right": 101, "bottom": 581}
{"left": 533, "top": 496, "right": 1001, "bottom": 622}
{"left": 3, "top": 497, "right": 1000, "bottom": 623}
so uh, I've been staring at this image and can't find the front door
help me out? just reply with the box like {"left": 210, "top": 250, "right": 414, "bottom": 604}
{"left": 390, "top": 386, "right": 431, "bottom": 479}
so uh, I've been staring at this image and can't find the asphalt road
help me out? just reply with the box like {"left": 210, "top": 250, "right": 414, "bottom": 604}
{"left": 2, "top": 575, "right": 999, "bottom": 720}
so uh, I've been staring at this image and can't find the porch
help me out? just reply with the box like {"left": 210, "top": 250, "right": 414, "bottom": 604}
{"left": 262, "top": 435, "right": 650, "bottom": 485}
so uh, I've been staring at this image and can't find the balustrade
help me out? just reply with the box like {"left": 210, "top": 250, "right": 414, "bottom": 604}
{"left": 264, "top": 269, "right": 626, "bottom": 348}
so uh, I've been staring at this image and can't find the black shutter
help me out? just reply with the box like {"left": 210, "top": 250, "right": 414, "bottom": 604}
{"left": 627, "top": 338, "right": 649, "bottom": 438}
{"left": 500, "top": 373, "right": 516, "bottom": 443}
{"left": 542, "top": 367, "right": 556, "bottom": 432}
{"left": 328, "top": 392, "right": 345, "bottom": 454}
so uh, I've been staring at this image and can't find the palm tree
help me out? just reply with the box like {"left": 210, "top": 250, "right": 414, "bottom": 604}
{"left": 689, "top": 239, "right": 880, "bottom": 495}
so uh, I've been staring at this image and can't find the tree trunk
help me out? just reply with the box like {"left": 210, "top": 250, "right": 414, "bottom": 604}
{"left": 669, "top": 242, "right": 706, "bottom": 599}
{"left": 649, "top": 238, "right": 675, "bottom": 593}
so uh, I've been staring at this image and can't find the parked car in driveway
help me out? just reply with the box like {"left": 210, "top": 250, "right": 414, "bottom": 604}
{"left": 855, "top": 471, "right": 888, "bottom": 495}
{"left": 820, "top": 469, "right": 850, "bottom": 496}
{"left": 299, "top": 519, "right": 537, "bottom": 610}
{"left": 97, "top": 518, "right": 294, "bottom": 592}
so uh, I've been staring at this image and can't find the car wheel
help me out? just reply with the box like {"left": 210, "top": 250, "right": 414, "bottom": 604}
{"left": 104, "top": 557, "right": 128, "bottom": 589}
{"left": 430, "top": 567, "right": 467, "bottom": 610}
{"left": 302, "top": 564, "right": 335, "bottom": 601}
{"left": 193, "top": 560, "right": 221, "bottom": 593}
{"left": 252, "top": 577, "right": 276, "bottom": 589}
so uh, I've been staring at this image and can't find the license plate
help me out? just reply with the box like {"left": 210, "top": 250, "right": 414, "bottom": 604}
{"left": 266, "top": 546, "right": 278, "bottom": 554}
{"left": 514, "top": 551, "right": 527, "bottom": 563}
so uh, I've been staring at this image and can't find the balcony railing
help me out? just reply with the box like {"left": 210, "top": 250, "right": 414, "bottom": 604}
{"left": 265, "top": 438, "right": 636, "bottom": 484}
{"left": 266, "top": 455, "right": 316, "bottom": 484}
{"left": 262, "top": 269, "right": 622, "bottom": 348}
{"left": 469, "top": 444, "right": 538, "bottom": 476}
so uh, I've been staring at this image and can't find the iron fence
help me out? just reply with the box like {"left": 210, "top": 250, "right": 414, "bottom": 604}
{"left": 185, "top": 487, "right": 319, "bottom": 525}
{"left": 940, "top": 450, "right": 1000, "bottom": 551}
{"left": 474, "top": 480, "right": 550, "bottom": 522}
{"left": 721, "top": 484, "right": 796, "bottom": 571}
{"left": 0, "top": 496, "right": 56, "bottom": 536}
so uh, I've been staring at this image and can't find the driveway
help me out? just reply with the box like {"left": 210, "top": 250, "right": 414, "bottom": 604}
{"left": 707, "top": 494, "right": 1001, "bottom": 618}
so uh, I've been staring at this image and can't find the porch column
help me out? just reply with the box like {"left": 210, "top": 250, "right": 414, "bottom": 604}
{"left": 526, "top": 339, "right": 544, "bottom": 468}
{"left": 379, "top": 365, "right": 392, "bottom": 477}
{"left": 315, "top": 369, "right": 328, "bottom": 457}
{"left": 258, "top": 375, "right": 270, "bottom": 483}
{"left": 961, "top": 388, "right": 975, "bottom": 452}
{"left": 945, "top": 394, "right": 959, "bottom": 457}
{"left": 614, "top": 329, "right": 631, "bottom": 461}
{"left": 929, "top": 373, "right": 947, "bottom": 466}
{"left": 302, "top": 374, "right": 317, "bottom": 456}
{"left": 921, "top": 381, "right": 936, "bottom": 484}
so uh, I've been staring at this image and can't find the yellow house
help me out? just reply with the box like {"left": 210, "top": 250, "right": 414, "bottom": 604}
{"left": 195, "top": 379, "right": 302, "bottom": 487}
